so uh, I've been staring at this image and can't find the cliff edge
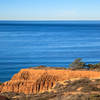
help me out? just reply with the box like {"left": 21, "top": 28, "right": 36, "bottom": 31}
{"left": 1, "top": 66, "right": 100, "bottom": 94}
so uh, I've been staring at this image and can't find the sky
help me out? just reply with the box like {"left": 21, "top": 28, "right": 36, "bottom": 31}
{"left": 0, "top": 0, "right": 100, "bottom": 20}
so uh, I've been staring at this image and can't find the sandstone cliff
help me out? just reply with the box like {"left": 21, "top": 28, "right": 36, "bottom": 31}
{"left": 1, "top": 67, "right": 100, "bottom": 94}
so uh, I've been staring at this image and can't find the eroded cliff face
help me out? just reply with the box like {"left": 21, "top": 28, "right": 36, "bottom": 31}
{"left": 1, "top": 67, "right": 100, "bottom": 94}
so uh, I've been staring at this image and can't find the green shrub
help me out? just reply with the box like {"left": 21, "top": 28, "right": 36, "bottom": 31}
{"left": 69, "top": 58, "right": 86, "bottom": 70}
{"left": 0, "top": 82, "right": 2, "bottom": 85}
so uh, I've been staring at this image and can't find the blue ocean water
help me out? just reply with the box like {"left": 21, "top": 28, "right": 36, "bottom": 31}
{"left": 0, "top": 21, "right": 100, "bottom": 82}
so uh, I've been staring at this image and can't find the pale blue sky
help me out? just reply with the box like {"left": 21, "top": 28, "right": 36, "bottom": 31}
{"left": 0, "top": 0, "right": 100, "bottom": 20}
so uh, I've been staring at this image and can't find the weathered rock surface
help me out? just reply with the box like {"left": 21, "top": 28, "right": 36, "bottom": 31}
{"left": 1, "top": 67, "right": 100, "bottom": 94}
{"left": 1, "top": 78, "right": 100, "bottom": 100}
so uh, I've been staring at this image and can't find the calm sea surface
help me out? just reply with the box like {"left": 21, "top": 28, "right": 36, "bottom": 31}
{"left": 0, "top": 21, "right": 100, "bottom": 82}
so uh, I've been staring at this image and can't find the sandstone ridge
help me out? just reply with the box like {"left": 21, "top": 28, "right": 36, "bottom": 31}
{"left": 1, "top": 66, "right": 100, "bottom": 94}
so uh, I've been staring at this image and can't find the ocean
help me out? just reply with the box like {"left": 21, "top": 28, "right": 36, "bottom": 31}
{"left": 0, "top": 21, "right": 100, "bottom": 82}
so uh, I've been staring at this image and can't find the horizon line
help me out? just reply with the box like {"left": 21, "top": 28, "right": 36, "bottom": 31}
{"left": 0, "top": 19, "right": 100, "bottom": 21}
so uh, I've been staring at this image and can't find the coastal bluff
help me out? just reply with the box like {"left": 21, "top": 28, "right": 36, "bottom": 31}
{"left": 1, "top": 66, "right": 100, "bottom": 94}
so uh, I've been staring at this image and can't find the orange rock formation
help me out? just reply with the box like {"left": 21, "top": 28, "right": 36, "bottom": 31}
{"left": 1, "top": 67, "right": 100, "bottom": 94}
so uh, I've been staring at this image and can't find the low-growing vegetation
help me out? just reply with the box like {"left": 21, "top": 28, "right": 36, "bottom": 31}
{"left": 69, "top": 58, "right": 100, "bottom": 70}
{"left": 0, "top": 82, "right": 2, "bottom": 85}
